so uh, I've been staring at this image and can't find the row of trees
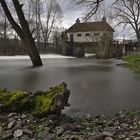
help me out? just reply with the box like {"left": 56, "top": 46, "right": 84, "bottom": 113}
{"left": 0, "top": 0, "right": 63, "bottom": 47}
{"left": 23, "top": 0, "right": 63, "bottom": 50}
{"left": 0, "top": 0, "right": 63, "bottom": 66}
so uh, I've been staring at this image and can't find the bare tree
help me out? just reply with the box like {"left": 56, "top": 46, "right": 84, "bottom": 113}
{"left": 72, "top": 0, "right": 104, "bottom": 21}
{"left": 113, "top": 0, "right": 140, "bottom": 42}
{"left": 0, "top": 0, "right": 43, "bottom": 66}
{"left": 0, "top": 8, "right": 8, "bottom": 39}
{"left": 24, "top": 0, "right": 63, "bottom": 52}
{"left": 39, "top": 0, "right": 63, "bottom": 51}
{"left": 30, "top": 0, "right": 42, "bottom": 48}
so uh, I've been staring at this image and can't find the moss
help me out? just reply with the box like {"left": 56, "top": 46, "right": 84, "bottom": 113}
{"left": 8, "top": 91, "right": 25, "bottom": 104}
{"left": 0, "top": 84, "right": 66, "bottom": 115}
{"left": 127, "top": 111, "right": 139, "bottom": 116}
{"left": 123, "top": 55, "right": 140, "bottom": 79}
{"left": 0, "top": 88, "right": 7, "bottom": 93}
{"left": 0, "top": 89, "right": 10, "bottom": 104}
{"left": 28, "top": 123, "right": 43, "bottom": 133}
{"left": 0, "top": 90, "right": 29, "bottom": 112}
{"left": 32, "top": 84, "right": 64, "bottom": 115}
{"left": 33, "top": 95, "right": 51, "bottom": 114}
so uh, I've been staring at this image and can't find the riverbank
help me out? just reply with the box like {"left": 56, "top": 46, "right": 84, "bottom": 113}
{"left": 1, "top": 110, "right": 140, "bottom": 140}
{"left": 123, "top": 54, "right": 140, "bottom": 79}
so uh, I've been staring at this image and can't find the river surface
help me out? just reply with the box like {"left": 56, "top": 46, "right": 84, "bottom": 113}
{"left": 0, "top": 54, "right": 140, "bottom": 116}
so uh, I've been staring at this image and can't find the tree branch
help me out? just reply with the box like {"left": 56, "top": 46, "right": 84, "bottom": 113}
{"left": 0, "top": 0, "right": 24, "bottom": 39}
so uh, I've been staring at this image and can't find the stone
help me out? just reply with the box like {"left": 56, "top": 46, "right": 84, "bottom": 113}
{"left": 37, "top": 132, "right": 48, "bottom": 139}
{"left": 56, "top": 126, "right": 64, "bottom": 136}
{"left": 14, "top": 121, "right": 22, "bottom": 130}
{"left": 12, "top": 138, "right": 19, "bottom": 140}
{"left": 23, "top": 129, "right": 33, "bottom": 137}
{"left": 8, "top": 113, "right": 16, "bottom": 118}
{"left": 2, "top": 131, "right": 13, "bottom": 140}
{"left": 103, "top": 131, "right": 113, "bottom": 137}
{"left": 7, "top": 120, "right": 16, "bottom": 129}
{"left": 48, "top": 134, "right": 56, "bottom": 140}
{"left": 21, "top": 114, "right": 27, "bottom": 119}
{"left": 135, "top": 137, "right": 140, "bottom": 140}
{"left": 20, "top": 135, "right": 30, "bottom": 140}
{"left": 8, "top": 117, "right": 16, "bottom": 123}
{"left": 105, "top": 137, "right": 114, "bottom": 140}
{"left": 14, "top": 115, "right": 21, "bottom": 120}
{"left": 88, "top": 135, "right": 104, "bottom": 140}
{"left": 13, "top": 129, "right": 23, "bottom": 138}
{"left": 0, "top": 127, "right": 2, "bottom": 134}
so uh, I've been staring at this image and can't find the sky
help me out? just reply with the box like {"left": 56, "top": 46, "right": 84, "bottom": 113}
{"left": 59, "top": 0, "right": 136, "bottom": 40}
{"left": 59, "top": 0, "right": 84, "bottom": 28}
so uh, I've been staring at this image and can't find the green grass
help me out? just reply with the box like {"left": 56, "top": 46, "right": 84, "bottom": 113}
{"left": 123, "top": 54, "right": 140, "bottom": 64}
{"left": 123, "top": 54, "right": 140, "bottom": 78}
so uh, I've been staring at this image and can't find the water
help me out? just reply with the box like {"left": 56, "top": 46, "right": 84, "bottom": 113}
{"left": 0, "top": 54, "right": 140, "bottom": 116}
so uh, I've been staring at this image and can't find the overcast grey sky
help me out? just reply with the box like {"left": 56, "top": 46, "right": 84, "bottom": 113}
{"left": 59, "top": 0, "right": 84, "bottom": 28}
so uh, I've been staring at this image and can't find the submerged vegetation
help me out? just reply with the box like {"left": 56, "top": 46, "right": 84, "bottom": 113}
{"left": 123, "top": 54, "right": 140, "bottom": 78}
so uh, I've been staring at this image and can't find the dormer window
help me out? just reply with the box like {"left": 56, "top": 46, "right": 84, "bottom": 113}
{"left": 77, "top": 34, "right": 82, "bottom": 37}
{"left": 85, "top": 33, "right": 90, "bottom": 36}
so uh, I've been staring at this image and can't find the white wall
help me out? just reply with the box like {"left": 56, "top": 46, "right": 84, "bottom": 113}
{"left": 67, "top": 31, "right": 113, "bottom": 43}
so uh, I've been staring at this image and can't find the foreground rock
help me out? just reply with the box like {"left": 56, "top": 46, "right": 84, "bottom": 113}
{"left": 0, "top": 83, "right": 70, "bottom": 116}
{"left": 1, "top": 110, "right": 140, "bottom": 139}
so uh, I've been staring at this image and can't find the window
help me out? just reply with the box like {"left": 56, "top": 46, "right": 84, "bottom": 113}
{"left": 77, "top": 34, "right": 82, "bottom": 37}
{"left": 70, "top": 34, "right": 73, "bottom": 41}
{"left": 85, "top": 33, "right": 90, "bottom": 36}
{"left": 94, "top": 33, "right": 100, "bottom": 36}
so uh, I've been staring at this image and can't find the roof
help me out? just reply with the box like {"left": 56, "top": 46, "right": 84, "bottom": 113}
{"left": 67, "top": 21, "right": 115, "bottom": 33}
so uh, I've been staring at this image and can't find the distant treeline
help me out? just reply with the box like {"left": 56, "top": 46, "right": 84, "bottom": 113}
{"left": 0, "top": 38, "right": 62, "bottom": 55}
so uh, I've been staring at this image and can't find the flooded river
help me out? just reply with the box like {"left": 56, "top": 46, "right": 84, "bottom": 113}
{"left": 0, "top": 54, "right": 140, "bottom": 116}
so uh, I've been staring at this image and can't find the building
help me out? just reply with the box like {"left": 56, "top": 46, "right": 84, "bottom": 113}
{"left": 67, "top": 17, "right": 115, "bottom": 43}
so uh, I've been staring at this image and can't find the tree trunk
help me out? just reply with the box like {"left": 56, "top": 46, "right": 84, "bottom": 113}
{"left": 0, "top": 0, "right": 43, "bottom": 67}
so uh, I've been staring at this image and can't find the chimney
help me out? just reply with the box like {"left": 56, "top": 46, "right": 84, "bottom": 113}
{"left": 76, "top": 18, "right": 80, "bottom": 23}
{"left": 102, "top": 16, "right": 106, "bottom": 22}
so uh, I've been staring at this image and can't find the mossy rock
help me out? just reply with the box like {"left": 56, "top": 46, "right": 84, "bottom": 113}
{"left": 0, "top": 83, "right": 70, "bottom": 116}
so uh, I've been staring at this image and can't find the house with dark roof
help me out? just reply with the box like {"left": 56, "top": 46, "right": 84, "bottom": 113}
{"left": 67, "top": 17, "right": 115, "bottom": 43}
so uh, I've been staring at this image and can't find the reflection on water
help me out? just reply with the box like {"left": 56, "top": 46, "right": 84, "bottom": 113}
{"left": 0, "top": 55, "right": 140, "bottom": 116}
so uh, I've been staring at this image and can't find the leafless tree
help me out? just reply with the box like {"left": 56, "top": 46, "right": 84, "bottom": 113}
{"left": 0, "top": 0, "right": 43, "bottom": 66}
{"left": 39, "top": 0, "right": 63, "bottom": 51}
{"left": 0, "top": 8, "right": 8, "bottom": 39}
{"left": 30, "top": 0, "right": 42, "bottom": 48}
{"left": 72, "top": 0, "right": 104, "bottom": 21}
{"left": 113, "top": 0, "right": 140, "bottom": 42}
{"left": 24, "top": 0, "right": 63, "bottom": 52}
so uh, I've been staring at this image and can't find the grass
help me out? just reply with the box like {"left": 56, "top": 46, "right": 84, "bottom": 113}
{"left": 123, "top": 54, "right": 140, "bottom": 79}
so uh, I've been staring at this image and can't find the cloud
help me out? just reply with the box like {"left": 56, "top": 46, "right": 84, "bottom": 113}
{"left": 59, "top": 0, "right": 84, "bottom": 28}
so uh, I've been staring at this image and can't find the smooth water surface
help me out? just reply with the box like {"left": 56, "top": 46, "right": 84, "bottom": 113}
{"left": 0, "top": 54, "right": 140, "bottom": 116}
